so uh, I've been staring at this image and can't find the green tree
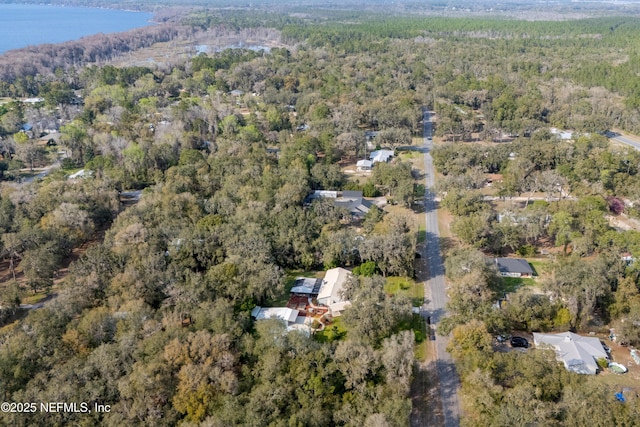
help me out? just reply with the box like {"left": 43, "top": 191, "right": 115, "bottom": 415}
{"left": 21, "top": 243, "right": 61, "bottom": 294}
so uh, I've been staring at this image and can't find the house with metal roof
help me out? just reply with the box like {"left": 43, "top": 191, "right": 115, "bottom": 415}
{"left": 533, "top": 332, "right": 608, "bottom": 375}
{"left": 369, "top": 149, "right": 394, "bottom": 163}
{"left": 334, "top": 190, "right": 373, "bottom": 217}
{"left": 317, "top": 267, "right": 351, "bottom": 308}
{"left": 251, "top": 307, "right": 299, "bottom": 324}
{"left": 494, "top": 258, "right": 534, "bottom": 278}
{"left": 291, "top": 277, "right": 322, "bottom": 296}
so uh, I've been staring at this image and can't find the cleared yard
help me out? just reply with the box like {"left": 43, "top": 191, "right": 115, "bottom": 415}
{"left": 385, "top": 276, "right": 424, "bottom": 307}
{"left": 500, "top": 276, "right": 536, "bottom": 293}
{"left": 314, "top": 317, "right": 347, "bottom": 343}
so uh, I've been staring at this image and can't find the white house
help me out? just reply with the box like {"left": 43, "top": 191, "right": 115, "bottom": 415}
{"left": 251, "top": 306, "right": 299, "bottom": 324}
{"left": 317, "top": 267, "right": 352, "bottom": 307}
{"left": 370, "top": 149, "right": 394, "bottom": 163}
{"left": 550, "top": 127, "right": 574, "bottom": 140}
{"left": 533, "top": 332, "right": 608, "bottom": 375}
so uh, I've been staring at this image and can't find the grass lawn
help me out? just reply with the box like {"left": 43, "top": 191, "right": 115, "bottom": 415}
{"left": 267, "top": 269, "right": 321, "bottom": 307}
{"left": 21, "top": 290, "right": 50, "bottom": 305}
{"left": 385, "top": 276, "right": 424, "bottom": 307}
{"left": 398, "top": 150, "right": 421, "bottom": 160}
{"left": 417, "top": 222, "right": 426, "bottom": 244}
{"left": 500, "top": 277, "right": 536, "bottom": 293}
{"left": 394, "top": 313, "right": 430, "bottom": 360}
{"left": 528, "top": 260, "right": 550, "bottom": 276}
{"left": 315, "top": 317, "right": 347, "bottom": 343}
{"left": 595, "top": 370, "right": 640, "bottom": 389}
{"left": 414, "top": 337, "right": 430, "bottom": 361}
{"left": 410, "top": 314, "right": 429, "bottom": 361}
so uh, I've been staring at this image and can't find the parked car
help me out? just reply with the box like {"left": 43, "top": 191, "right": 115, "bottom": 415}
{"left": 496, "top": 334, "right": 511, "bottom": 343}
{"left": 510, "top": 336, "right": 529, "bottom": 348}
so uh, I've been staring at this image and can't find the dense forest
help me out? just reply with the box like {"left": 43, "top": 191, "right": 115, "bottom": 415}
{"left": 1, "top": 7, "right": 640, "bottom": 426}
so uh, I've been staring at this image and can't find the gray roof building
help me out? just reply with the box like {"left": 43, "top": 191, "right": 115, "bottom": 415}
{"left": 494, "top": 258, "right": 534, "bottom": 277}
{"left": 291, "top": 277, "right": 322, "bottom": 295}
{"left": 533, "top": 332, "right": 608, "bottom": 375}
{"left": 335, "top": 191, "right": 373, "bottom": 217}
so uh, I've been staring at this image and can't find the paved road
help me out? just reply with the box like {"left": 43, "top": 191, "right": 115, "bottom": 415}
{"left": 482, "top": 196, "right": 576, "bottom": 202}
{"left": 610, "top": 134, "right": 640, "bottom": 151}
{"left": 420, "top": 107, "right": 461, "bottom": 427}
{"left": 17, "top": 161, "right": 60, "bottom": 184}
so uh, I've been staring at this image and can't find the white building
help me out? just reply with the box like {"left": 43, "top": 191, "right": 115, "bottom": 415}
{"left": 356, "top": 159, "right": 373, "bottom": 171}
{"left": 251, "top": 306, "right": 299, "bottom": 324}
{"left": 370, "top": 149, "right": 394, "bottom": 163}
{"left": 550, "top": 127, "right": 574, "bottom": 140}
{"left": 317, "top": 267, "right": 352, "bottom": 307}
{"left": 533, "top": 332, "right": 608, "bottom": 375}
{"left": 328, "top": 301, "right": 352, "bottom": 317}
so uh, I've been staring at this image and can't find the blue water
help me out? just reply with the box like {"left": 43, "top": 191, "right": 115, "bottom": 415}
{"left": 0, "top": 4, "right": 152, "bottom": 54}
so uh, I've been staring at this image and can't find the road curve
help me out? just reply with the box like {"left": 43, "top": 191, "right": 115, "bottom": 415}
{"left": 421, "top": 107, "right": 461, "bottom": 427}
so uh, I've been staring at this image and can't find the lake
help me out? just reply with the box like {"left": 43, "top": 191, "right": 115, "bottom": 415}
{"left": 0, "top": 4, "right": 152, "bottom": 54}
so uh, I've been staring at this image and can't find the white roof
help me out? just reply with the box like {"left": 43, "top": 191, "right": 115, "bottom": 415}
{"left": 310, "top": 190, "right": 338, "bottom": 199}
{"left": 329, "top": 301, "right": 352, "bottom": 316}
{"left": 550, "top": 127, "right": 573, "bottom": 140}
{"left": 357, "top": 159, "right": 373, "bottom": 167}
{"left": 68, "top": 169, "right": 86, "bottom": 179}
{"left": 317, "top": 267, "right": 351, "bottom": 305}
{"left": 286, "top": 323, "right": 312, "bottom": 336}
{"left": 251, "top": 306, "right": 299, "bottom": 324}
{"left": 533, "top": 332, "right": 607, "bottom": 375}
{"left": 369, "top": 149, "right": 394, "bottom": 163}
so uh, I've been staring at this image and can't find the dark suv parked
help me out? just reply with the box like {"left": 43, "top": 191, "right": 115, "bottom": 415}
{"left": 510, "top": 336, "right": 529, "bottom": 348}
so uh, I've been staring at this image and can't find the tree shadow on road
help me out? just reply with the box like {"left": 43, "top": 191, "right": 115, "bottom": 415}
{"left": 411, "top": 360, "right": 445, "bottom": 427}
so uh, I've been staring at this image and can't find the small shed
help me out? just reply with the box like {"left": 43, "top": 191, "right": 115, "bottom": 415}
{"left": 356, "top": 159, "right": 373, "bottom": 171}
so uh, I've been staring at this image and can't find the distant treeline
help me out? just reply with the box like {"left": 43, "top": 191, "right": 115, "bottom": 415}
{"left": 282, "top": 15, "right": 640, "bottom": 49}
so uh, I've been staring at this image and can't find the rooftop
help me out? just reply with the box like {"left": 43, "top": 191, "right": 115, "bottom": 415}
{"left": 334, "top": 190, "right": 373, "bottom": 217}
{"left": 533, "top": 332, "right": 607, "bottom": 375}
{"left": 291, "top": 277, "right": 322, "bottom": 295}
{"left": 317, "top": 267, "right": 351, "bottom": 305}
{"left": 494, "top": 258, "right": 533, "bottom": 275}
{"left": 369, "top": 149, "right": 394, "bottom": 163}
{"left": 251, "top": 306, "right": 299, "bottom": 324}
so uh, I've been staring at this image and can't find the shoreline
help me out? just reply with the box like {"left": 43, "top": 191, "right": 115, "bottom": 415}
{"left": 0, "top": 1, "right": 156, "bottom": 13}
{"left": 0, "top": 3, "right": 156, "bottom": 55}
